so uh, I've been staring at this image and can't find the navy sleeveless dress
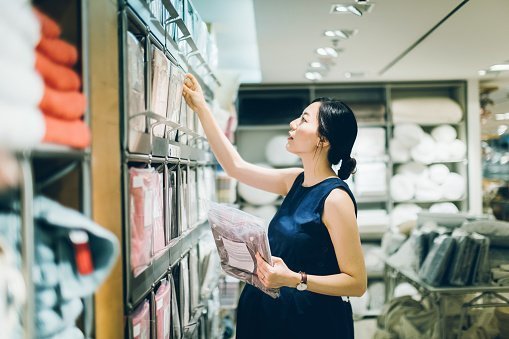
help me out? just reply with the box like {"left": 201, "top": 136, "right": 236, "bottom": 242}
{"left": 236, "top": 172, "right": 357, "bottom": 339}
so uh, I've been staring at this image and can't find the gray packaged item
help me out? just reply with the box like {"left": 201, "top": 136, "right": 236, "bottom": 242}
{"left": 446, "top": 229, "right": 477, "bottom": 286}
{"left": 469, "top": 233, "right": 491, "bottom": 284}
{"left": 208, "top": 202, "right": 279, "bottom": 298}
{"left": 418, "top": 235, "right": 455, "bottom": 286}
{"left": 150, "top": 47, "right": 170, "bottom": 138}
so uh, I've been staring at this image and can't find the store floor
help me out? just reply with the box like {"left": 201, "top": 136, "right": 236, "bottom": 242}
{"left": 354, "top": 318, "right": 377, "bottom": 339}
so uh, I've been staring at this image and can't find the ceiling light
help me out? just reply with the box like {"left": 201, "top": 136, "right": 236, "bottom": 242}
{"left": 330, "top": 3, "right": 374, "bottom": 16}
{"left": 489, "top": 64, "right": 509, "bottom": 72}
{"left": 316, "top": 47, "right": 338, "bottom": 57}
{"left": 305, "top": 72, "right": 323, "bottom": 81}
{"left": 347, "top": 5, "right": 362, "bottom": 16}
{"left": 344, "top": 71, "right": 365, "bottom": 78}
{"left": 478, "top": 70, "right": 487, "bottom": 76}
{"left": 310, "top": 62, "right": 323, "bottom": 68}
{"left": 323, "top": 29, "right": 357, "bottom": 39}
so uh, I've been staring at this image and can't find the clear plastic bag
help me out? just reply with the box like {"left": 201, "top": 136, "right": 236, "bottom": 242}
{"left": 207, "top": 202, "right": 280, "bottom": 298}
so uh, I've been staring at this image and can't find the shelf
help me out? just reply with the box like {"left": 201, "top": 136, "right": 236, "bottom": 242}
{"left": 127, "top": 131, "right": 212, "bottom": 162}
{"left": 21, "top": 144, "right": 90, "bottom": 160}
{"left": 367, "top": 271, "right": 385, "bottom": 279}
{"left": 129, "top": 248, "right": 171, "bottom": 308}
{"left": 360, "top": 231, "right": 386, "bottom": 241}
{"left": 394, "top": 198, "right": 466, "bottom": 204}
{"left": 356, "top": 195, "right": 388, "bottom": 203}
{"left": 389, "top": 121, "right": 464, "bottom": 127}
{"left": 392, "top": 159, "right": 467, "bottom": 165}
{"left": 358, "top": 122, "right": 387, "bottom": 128}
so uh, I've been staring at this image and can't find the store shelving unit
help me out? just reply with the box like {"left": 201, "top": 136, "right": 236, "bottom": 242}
{"left": 119, "top": 0, "right": 221, "bottom": 338}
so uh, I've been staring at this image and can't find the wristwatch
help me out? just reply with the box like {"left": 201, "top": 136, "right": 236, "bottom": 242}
{"left": 296, "top": 271, "right": 308, "bottom": 291}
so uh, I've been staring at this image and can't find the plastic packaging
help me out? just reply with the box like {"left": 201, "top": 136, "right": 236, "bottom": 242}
{"left": 155, "top": 280, "right": 170, "bottom": 339}
{"left": 131, "top": 300, "right": 150, "bottom": 339}
{"left": 418, "top": 235, "right": 456, "bottom": 286}
{"left": 208, "top": 202, "right": 279, "bottom": 298}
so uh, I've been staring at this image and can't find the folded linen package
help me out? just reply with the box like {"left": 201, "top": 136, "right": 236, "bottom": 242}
{"left": 391, "top": 97, "right": 463, "bottom": 124}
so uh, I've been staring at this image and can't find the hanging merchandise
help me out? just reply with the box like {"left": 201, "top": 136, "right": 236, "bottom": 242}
{"left": 129, "top": 167, "right": 165, "bottom": 275}
{"left": 126, "top": 31, "right": 146, "bottom": 150}
{"left": 166, "top": 63, "right": 185, "bottom": 131}
{"left": 150, "top": 46, "right": 170, "bottom": 138}
{"left": 180, "top": 254, "right": 191, "bottom": 327}
{"left": 155, "top": 280, "right": 171, "bottom": 339}
{"left": 168, "top": 170, "right": 179, "bottom": 240}
{"left": 189, "top": 247, "right": 200, "bottom": 310}
{"left": 170, "top": 274, "right": 182, "bottom": 339}
{"left": 208, "top": 203, "right": 279, "bottom": 298}
{"left": 131, "top": 300, "right": 150, "bottom": 339}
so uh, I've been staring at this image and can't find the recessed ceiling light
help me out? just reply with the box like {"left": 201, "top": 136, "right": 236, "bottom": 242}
{"left": 478, "top": 70, "right": 487, "bottom": 76}
{"left": 330, "top": 3, "right": 374, "bottom": 16}
{"left": 310, "top": 62, "right": 323, "bottom": 68}
{"left": 323, "top": 29, "right": 357, "bottom": 39}
{"left": 344, "top": 71, "right": 365, "bottom": 78}
{"left": 305, "top": 72, "right": 323, "bottom": 81}
{"left": 489, "top": 64, "right": 509, "bottom": 72}
{"left": 316, "top": 47, "right": 338, "bottom": 57}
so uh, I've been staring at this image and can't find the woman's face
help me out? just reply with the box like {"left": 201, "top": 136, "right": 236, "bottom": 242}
{"left": 286, "top": 102, "right": 322, "bottom": 155}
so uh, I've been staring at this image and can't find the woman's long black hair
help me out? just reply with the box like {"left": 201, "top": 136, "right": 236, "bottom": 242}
{"left": 312, "top": 97, "right": 358, "bottom": 180}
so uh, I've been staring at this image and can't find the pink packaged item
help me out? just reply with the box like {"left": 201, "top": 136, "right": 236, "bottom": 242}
{"left": 131, "top": 300, "right": 150, "bottom": 339}
{"left": 130, "top": 167, "right": 155, "bottom": 276}
{"left": 155, "top": 280, "right": 171, "bottom": 339}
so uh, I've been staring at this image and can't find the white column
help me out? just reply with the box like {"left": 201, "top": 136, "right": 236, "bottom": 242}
{"left": 467, "top": 79, "right": 482, "bottom": 214}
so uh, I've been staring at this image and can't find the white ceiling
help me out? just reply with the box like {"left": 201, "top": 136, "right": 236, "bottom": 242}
{"left": 194, "top": 0, "right": 509, "bottom": 84}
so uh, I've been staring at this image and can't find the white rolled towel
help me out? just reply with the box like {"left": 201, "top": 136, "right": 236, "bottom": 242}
{"left": 434, "top": 141, "right": 451, "bottom": 161}
{"left": 265, "top": 135, "right": 300, "bottom": 166}
{"left": 390, "top": 174, "right": 415, "bottom": 201}
{"left": 393, "top": 123, "right": 424, "bottom": 148}
{"left": 353, "top": 128, "right": 386, "bottom": 157}
{"left": 410, "top": 134, "right": 436, "bottom": 164}
{"left": 389, "top": 138, "right": 410, "bottom": 163}
{"left": 429, "top": 164, "right": 450, "bottom": 185}
{"left": 394, "top": 282, "right": 419, "bottom": 298}
{"left": 429, "top": 202, "right": 459, "bottom": 213}
{"left": 0, "top": 104, "right": 45, "bottom": 150}
{"left": 397, "top": 162, "right": 429, "bottom": 181}
{"left": 447, "top": 139, "right": 467, "bottom": 160}
{"left": 415, "top": 178, "right": 442, "bottom": 201}
{"left": 390, "top": 203, "right": 422, "bottom": 227}
{"left": 431, "top": 125, "right": 457, "bottom": 143}
{"left": 440, "top": 173, "right": 465, "bottom": 200}
{"left": 0, "top": 58, "right": 44, "bottom": 107}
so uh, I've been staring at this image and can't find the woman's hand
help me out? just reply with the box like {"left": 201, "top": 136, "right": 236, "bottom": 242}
{"left": 182, "top": 73, "right": 207, "bottom": 113}
{"left": 255, "top": 253, "right": 299, "bottom": 289}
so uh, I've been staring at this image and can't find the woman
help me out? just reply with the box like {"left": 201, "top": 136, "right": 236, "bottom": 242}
{"left": 183, "top": 74, "right": 366, "bottom": 338}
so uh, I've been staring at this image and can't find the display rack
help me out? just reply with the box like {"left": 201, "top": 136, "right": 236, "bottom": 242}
{"left": 119, "top": 1, "right": 221, "bottom": 338}
{"left": 384, "top": 260, "right": 509, "bottom": 338}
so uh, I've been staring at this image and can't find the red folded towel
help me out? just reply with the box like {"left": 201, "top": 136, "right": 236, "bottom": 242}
{"left": 33, "top": 8, "right": 61, "bottom": 38}
{"left": 37, "top": 37, "right": 78, "bottom": 67}
{"left": 39, "top": 85, "right": 86, "bottom": 120}
{"left": 43, "top": 115, "right": 90, "bottom": 149}
{"left": 35, "top": 52, "right": 81, "bottom": 91}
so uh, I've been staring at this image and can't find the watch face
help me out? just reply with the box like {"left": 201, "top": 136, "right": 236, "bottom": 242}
{"left": 296, "top": 283, "right": 307, "bottom": 291}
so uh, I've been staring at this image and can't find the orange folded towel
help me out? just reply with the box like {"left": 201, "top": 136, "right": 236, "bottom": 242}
{"left": 43, "top": 115, "right": 90, "bottom": 149}
{"left": 33, "top": 8, "right": 61, "bottom": 38}
{"left": 37, "top": 37, "right": 78, "bottom": 67}
{"left": 39, "top": 85, "right": 86, "bottom": 120}
{"left": 35, "top": 52, "right": 81, "bottom": 91}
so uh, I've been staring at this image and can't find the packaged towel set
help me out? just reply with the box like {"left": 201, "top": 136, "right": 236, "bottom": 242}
{"left": 207, "top": 203, "right": 279, "bottom": 298}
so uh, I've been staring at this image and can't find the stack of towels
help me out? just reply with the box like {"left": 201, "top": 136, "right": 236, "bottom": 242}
{"left": 390, "top": 123, "right": 466, "bottom": 164}
{"left": 0, "top": 3, "right": 89, "bottom": 150}
{"left": 390, "top": 161, "right": 465, "bottom": 202}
